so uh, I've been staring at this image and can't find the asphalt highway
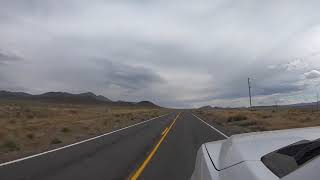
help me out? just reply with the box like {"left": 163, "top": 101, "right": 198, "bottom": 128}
{"left": 0, "top": 111, "right": 227, "bottom": 180}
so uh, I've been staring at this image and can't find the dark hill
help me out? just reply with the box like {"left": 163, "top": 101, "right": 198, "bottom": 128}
{"left": 199, "top": 105, "right": 213, "bottom": 110}
{"left": 0, "top": 91, "right": 160, "bottom": 108}
{"left": 0, "top": 91, "right": 111, "bottom": 104}
{"left": 35, "top": 92, "right": 112, "bottom": 103}
{"left": 0, "top": 91, "right": 32, "bottom": 98}
{"left": 135, "top": 101, "right": 159, "bottom": 108}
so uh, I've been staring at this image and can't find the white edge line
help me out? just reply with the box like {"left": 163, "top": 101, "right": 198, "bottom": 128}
{"left": 192, "top": 113, "right": 229, "bottom": 138}
{"left": 0, "top": 113, "right": 170, "bottom": 167}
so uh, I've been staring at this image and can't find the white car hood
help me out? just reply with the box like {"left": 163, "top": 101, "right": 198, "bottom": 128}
{"left": 205, "top": 126, "right": 320, "bottom": 170}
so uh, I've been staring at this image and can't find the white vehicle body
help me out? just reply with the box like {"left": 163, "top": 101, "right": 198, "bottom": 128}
{"left": 191, "top": 127, "right": 320, "bottom": 180}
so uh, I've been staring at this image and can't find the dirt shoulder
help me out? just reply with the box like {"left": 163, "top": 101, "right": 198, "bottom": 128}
{"left": 193, "top": 108, "right": 320, "bottom": 135}
{"left": 0, "top": 100, "right": 170, "bottom": 163}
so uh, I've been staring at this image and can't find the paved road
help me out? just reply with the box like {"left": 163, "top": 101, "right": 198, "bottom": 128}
{"left": 0, "top": 111, "right": 227, "bottom": 180}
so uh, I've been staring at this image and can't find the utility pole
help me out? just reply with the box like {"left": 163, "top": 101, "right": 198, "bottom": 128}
{"left": 248, "top": 78, "right": 252, "bottom": 108}
{"left": 273, "top": 98, "right": 279, "bottom": 112}
{"left": 317, "top": 92, "right": 319, "bottom": 112}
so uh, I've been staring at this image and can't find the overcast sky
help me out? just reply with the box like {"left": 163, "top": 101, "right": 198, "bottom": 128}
{"left": 1, "top": 0, "right": 320, "bottom": 108}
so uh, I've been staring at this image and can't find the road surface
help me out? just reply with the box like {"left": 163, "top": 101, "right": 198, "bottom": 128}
{"left": 0, "top": 111, "right": 227, "bottom": 180}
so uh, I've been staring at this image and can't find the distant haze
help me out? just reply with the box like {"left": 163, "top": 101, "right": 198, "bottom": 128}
{"left": 1, "top": 0, "right": 320, "bottom": 108}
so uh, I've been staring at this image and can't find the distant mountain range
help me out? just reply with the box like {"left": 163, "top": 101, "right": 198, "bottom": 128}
{"left": 0, "top": 90, "right": 160, "bottom": 108}
{"left": 198, "top": 101, "right": 320, "bottom": 110}
{"left": 198, "top": 105, "right": 214, "bottom": 110}
{"left": 198, "top": 105, "right": 224, "bottom": 110}
{"left": 285, "top": 101, "right": 320, "bottom": 108}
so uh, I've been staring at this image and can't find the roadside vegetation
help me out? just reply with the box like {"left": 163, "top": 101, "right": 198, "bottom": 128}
{"left": 0, "top": 100, "right": 169, "bottom": 162}
{"left": 194, "top": 108, "right": 320, "bottom": 135}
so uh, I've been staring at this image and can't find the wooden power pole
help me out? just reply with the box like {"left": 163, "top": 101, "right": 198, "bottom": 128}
{"left": 248, "top": 78, "right": 252, "bottom": 108}
{"left": 317, "top": 93, "right": 319, "bottom": 112}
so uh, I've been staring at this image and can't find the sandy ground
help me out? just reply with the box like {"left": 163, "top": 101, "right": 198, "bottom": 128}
{"left": 0, "top": 100, "right": 169, "bottom": 162}
{"left": 194, "top": 108, "right": 320, "bottom": 135}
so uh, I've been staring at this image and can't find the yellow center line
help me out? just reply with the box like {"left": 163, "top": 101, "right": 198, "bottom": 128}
{"left": 161, "top": 127, "right": 169, "bottom": 136}
{"left": 130, "top": 112, "right": 181, "bottom": 180}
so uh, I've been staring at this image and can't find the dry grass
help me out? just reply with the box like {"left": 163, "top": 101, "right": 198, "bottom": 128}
{"left": 194, "top": 108, "right": 320, "bottom": 135}
{"left": 0, "top": 100, "right": 169, "bottom": 162}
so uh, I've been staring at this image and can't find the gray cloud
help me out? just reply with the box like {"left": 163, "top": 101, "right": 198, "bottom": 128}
{"left": 102, "top": 61, "right": 164, "bottom": 90}
{"left": 0, "top": 50, "right": 22, "bottom": 65}
{"left": 304, "top": 70, "right": 320, "bottom": 79}
{"left": 254, "top": 84, "right": 306, "bottom": 96}
{"left": 1, "top": 0, "right": 320, "bottom": 107}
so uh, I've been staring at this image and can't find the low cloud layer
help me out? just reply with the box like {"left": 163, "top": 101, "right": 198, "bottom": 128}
{"left": 1, "top": 0, "right": 320, "bottom": 108}
{"left": 0, "top": 50, "right": 22, "bottom": 65}
{"left": 304, "top": 70, "right": 320, "bottom": 79}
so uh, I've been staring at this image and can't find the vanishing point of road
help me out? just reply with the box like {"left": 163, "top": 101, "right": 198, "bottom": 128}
{"left": 0, "top": 111, "right": 228, "bottom": 180}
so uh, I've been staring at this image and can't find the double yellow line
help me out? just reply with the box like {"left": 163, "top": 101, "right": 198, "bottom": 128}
{"left": 130, "top": 113, "right": 181, "bottom": 180}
